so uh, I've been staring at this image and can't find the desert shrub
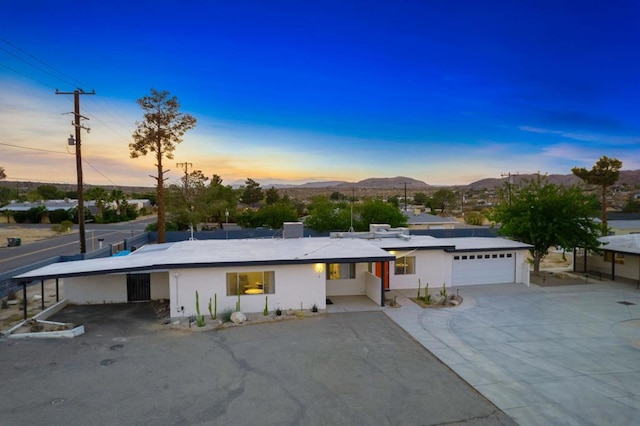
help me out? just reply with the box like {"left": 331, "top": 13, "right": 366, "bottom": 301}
{"left": 12, "top": 211, "right": 27, "bottom": 223}
{"left": 221, "top": 307, "right": 234, "bottom": 323}
{"left": 48, "top": 209, "right": 70, "bottom": 224}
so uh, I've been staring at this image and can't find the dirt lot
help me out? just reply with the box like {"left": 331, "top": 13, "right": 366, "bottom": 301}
{"left": 0, "top": 225, "right": 63, "bottom": 245}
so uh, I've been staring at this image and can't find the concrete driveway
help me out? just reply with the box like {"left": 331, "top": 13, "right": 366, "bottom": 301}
{"left": 0, "top": 305, "right": 513, "bottom": 425}
{"left": 386, "top": 281, "right": 640, "bottom": 425}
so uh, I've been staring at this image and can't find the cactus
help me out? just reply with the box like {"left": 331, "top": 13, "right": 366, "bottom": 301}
{"left": 417, "top": 278, "right": 421, "bottom": 300}
{"left": 195, "top": 291, "right": 205, "bottom": 327}
{"left": 424, "top": 282, "right": 430, "bottom": 305}
{"left": 208, "top": 297, "right": 213, "bottom": 320}
{"left": 441, "top": 283, "right": 447, "bottom": 305}
{"left": 213, "top": 293, "right": 217, "bottom": 320}
{"left": 263, "top": 295, "right": 269, "bottom": 316}
{"left": 236, "top": 292, "right": 241, "bottom": 312}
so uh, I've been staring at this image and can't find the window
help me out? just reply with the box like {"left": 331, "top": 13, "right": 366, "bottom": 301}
{"left": 226, "top": 271, "right": 275, "bottom": 296}
{"left": 604, "top": 252, "right": 625, "bottom": 264}
{"left": 394, "top": 256, "right": 415, "bottom": 275}
{"left": 454, "top": 255, "right": 460, "bottom": 260}
{"left": 470, "top": 255, "right": 475, "bottom": 259}
{"left": 327, "top": 263, "right": 356, "bottom": 280}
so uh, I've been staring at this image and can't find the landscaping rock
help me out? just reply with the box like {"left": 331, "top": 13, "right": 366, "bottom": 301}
{"left": 230, "top": 312, "right": 246, "bottom": 324}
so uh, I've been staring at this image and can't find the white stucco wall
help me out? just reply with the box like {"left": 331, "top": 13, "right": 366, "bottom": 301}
{"left": 150, "top": 272, "right": 170, "bottom": 299}
{"left": 515, "top": 251, "right": 530, "bottom": 286}
{"left": 588, "top": 252, "right": 640, "bottom": 282}
{"left": 64, "top": 275, "right": 127, "bottom": 304}
{"left": 364, "top": 271, "right": 382, "bottom": 305}
{"left": 388, "top": 250, "right": 449, "bottom": 290}
{"left": 326, "top": 263, "right": 369, "bottom": 296}
{"left": 169, "top": 264, "right": 326, "bottom": 316}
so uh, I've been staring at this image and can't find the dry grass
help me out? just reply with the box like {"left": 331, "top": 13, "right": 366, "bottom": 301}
{"left": 0, "top": 226, "right": 62, "bottom": 245}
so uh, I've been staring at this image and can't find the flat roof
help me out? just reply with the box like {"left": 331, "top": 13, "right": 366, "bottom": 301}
{"left": 368, "top": 235, "right": 532, "bottom": 252}
{"left": 599, "top": 234, "right": 640, "bottom": 255}
{"left": 14, "top": 238, "right": 395, "bottom": 281}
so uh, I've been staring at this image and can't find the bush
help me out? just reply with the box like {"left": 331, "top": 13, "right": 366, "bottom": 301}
{"left": 26, "top": 206, "right": 47, "bottom": 223}
{"left": 11, "top": 211, "right": 27, "bottom": 223}
{"left": 221, "top": 307, "right": 234, "bottom": 323}
{"left": 48, "top": 209, "right": 71, "bottom": 224}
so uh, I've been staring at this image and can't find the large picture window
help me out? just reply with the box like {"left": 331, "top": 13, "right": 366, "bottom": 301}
{"left": 226, "top": 271, "right": 275, "bottom": 296}
{"left": 394, "top": 256, "right": 415, "bottom": 275}
{"left": 327, "top": 263, "right": 356, "bottom": 280}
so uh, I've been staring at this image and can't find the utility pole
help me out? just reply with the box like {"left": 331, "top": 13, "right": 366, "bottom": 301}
{"left": 56, "top": 88, "right": 95, "bottom": 254}
{"left": 176, "top": 162, "right": 193, "bottom": 196}
{"left": 501, "top": 172, "right": 515, "bottom": 206}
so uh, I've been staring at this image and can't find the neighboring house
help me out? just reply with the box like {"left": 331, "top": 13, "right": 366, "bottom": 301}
{"left": 602, "top": 213, "right": 640, "bottom": 235}
{"left": 0, "top": 199, "right": 78, "bottom": 212}
{"left": 13, "top": 224, "right": 532, "bottom": 316}
{"left": 578, "top": 234, "right": 640, "bottom": 284}
{"left": 403, "top": 209, "right": 461, "bottom": 230}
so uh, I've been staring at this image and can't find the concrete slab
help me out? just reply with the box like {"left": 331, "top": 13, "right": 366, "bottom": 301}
{"left": 385, "top": 281, "right": 640, "bottom": 425}
{"left": 0, "top": 304, "right": 514, "bottom": 425}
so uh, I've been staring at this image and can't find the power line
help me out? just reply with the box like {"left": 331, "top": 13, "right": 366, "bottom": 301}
{"left": 0, "top": 141, "right": 72, "bottom": 155}
{"left": 0, "top": 38, "right": 91, "bottom": 88}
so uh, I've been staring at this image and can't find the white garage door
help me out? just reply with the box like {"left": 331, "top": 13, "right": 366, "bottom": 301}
{"left": 452, "top": 252, "right": 515, "bottom": 285}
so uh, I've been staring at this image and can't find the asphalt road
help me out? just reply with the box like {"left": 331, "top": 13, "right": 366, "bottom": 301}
{"left": 0, "top": 217, "right": 156, "bottom": 273}
{"left": 0, "top": 306, "right": 514, "bottom": 425}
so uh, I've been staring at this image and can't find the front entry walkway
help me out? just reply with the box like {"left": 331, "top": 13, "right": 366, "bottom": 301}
{"left": 325, "top": 295, "right": 382, "bottom": 313}
{"left": 384, "top": 283, "right": 640, "bottom": 426}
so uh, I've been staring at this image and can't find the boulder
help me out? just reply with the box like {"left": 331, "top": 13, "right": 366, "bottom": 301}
{"left": 231, "top": 312, "right": 247, "bottom": 324}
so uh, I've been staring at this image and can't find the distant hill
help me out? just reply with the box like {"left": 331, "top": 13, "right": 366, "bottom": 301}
{"left": 466, "top": 173, "right": 581, "bottom": 189}
{"left": 466, "top": 170, "right": 640, "bottom": 189}
{"left": 336, "top": 176, "right": 429, "bottom": 189}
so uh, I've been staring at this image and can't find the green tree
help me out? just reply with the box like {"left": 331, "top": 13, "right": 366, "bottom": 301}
{"left": 239, "top": 178, "right": 263, "bottom": 206}
{"left": 256, "top": 201, "right": 299, "bottom": 230}
{"left": 305, "top": 195, "right": 352, "bottom": 232}
{"left": 0, "top": 167, "right": 5, "bottom": 180}
{"left": 109, "top": 189, "right": 128, "bottom": 221}
{"left": 413, "top": 192, "right": 428, "bottom": 205}
{"left": 622, "top": 196, "right": 640, "bottom": 213}
{"left": 490, "top": 176, "right": 601, "bottom": 274}
{"left": 36, "top": 185, "right": 64, "bottom": 200}
{"left": 572, "top": 155, "right": 622, "bottom": 233}
{"left": 430, "top": 188, "right": 457, "bottom": 215}
{"left": 464, "top": 211, "right": 484, "bottom": 226}
{"left": 354, "top": 198, "right": 408, "bottom": 231}
{"left": 265, "top": 187, "right": 281, "bottom": 205}
{"left": 130, "top": 89, "right": 197, "bottom": 243}
{"left": 85, "top": 187, "right": 108, "bottom": 217}
{"left": 329, "top": 191, "right": 345, "bottom": 201}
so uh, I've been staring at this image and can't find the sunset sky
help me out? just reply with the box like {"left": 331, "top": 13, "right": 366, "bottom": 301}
{"left": 1, "top": 1, "right": 639, "bottom": 188}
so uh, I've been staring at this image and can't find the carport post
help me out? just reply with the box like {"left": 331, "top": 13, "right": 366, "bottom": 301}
{"left": 22, "top": 282, "right": 27, "bottom": 320}
{"left": 40, "top": 279, "right": 45, "bottom": 310}
{"left": 611, "top": 251, "right": 616, "bottom": 280}
{"left": 56, "top": 278, "right": 59, "bottom": 302}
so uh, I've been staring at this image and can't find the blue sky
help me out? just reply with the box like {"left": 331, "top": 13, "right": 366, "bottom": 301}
{"left": 1, "top": 1, "right": 638, "bottom": 188}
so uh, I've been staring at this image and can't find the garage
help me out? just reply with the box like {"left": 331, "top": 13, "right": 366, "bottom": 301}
{"left": 452, "top": 252, "right": 516, "bottom": 285}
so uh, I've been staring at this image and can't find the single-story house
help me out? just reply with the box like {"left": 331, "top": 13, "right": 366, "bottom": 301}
{"left": 577, "top": 234, "right": 640, "bottom": 284}
{"left": 403, "top": 209, "right": 461, "bottom": 230}
{"left": 13, "top": 225, "right": 532, "bottom": 316}
{"left": 0, "top": 199, "right": 78, "bottom": 212}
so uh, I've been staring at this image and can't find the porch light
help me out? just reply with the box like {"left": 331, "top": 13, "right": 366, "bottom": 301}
{"left": 314, "top": 263, "right": 325, "bottom": 275}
